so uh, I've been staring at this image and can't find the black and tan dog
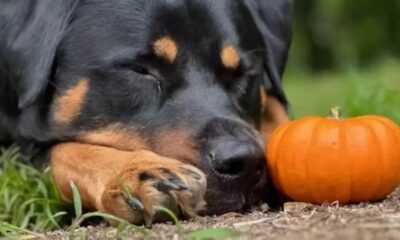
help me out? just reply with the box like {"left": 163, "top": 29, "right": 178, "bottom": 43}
{"left": 0, "top": 0, "right": 292, "bottom": 224}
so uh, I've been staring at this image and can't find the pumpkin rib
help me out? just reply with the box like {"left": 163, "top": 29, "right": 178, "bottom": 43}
{"left": 366, "top": 118, "right": 391, "bottom": 199}
{"left": 369, "top": 119, "right": 385, "bottom": 200}
{"left": 340, "top": 120, "right": 352, "bottom": 203}
{"left": 275, "top": 120, "right": 306, "bottom": 198}
{"left": 290, "top": 117, "right": 321, "bottom": 202}
{"left": 305, "top": 118, "right": 325, "bottom": 203}
{"left": 363, "top": 117, "right": 400, "bottom": 198}
{"left": 356, "top": 119, "right": 383, "bottom": 201}
{"left": 267, "top": 122, "right": 293, "bottom": 160}
{"left": 367, "top": 117, "right": 400, "bottom": 145}
{"left": 267, "top": 123, "right": 293, "bottom": 193}
{"left": 377, "top": 118, "right": 400, "bottom": 199}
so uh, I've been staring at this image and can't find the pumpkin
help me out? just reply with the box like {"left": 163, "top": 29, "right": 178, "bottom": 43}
{"left": 266, "top": 107, "right": 400, "bottom": 204}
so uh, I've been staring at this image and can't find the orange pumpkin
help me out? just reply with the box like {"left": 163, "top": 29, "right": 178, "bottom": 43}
{"left": 267, "top": 107, "right": 400, "bottom": 204}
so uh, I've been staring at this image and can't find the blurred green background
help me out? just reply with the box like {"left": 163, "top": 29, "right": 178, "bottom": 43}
{"left": 284, "top": 0, "right": 400, "bottom": 123}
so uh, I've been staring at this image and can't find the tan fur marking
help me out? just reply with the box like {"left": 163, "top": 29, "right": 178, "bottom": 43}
{"left": 221, "top": 45, "right": 240, "bottom": 69}
{"left": 260, "top": 86, "right": 290, "bottom": 141}
{"left": 153, "top": 37, "right": 178, "bottom": 63}
{"left": 80, "top": 124, "right": 149, "bottom": 151}
{"left": 153, "top": 128, "right": 198, "bottom": 165}
{"left": 53, "top": 79, "right": 89, "bottom": 124}
{"left": 51, "top": 143, "right": 158, "bottom": 210}
{"left": 51, "top": 143, "right": 206, "bottom": 225}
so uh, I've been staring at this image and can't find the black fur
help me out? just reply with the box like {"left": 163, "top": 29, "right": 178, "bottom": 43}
{"left": 0, "top": 0, "right": 78, "bottom": 151}
{"left": 244, "top": 0, "right": 292, "bottom": 106}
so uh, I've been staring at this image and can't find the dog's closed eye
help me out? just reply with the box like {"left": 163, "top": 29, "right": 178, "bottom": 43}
{"left": 114, "top": 61, "right": 151, "bottom": 76}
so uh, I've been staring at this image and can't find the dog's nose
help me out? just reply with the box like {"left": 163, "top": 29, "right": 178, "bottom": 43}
{"left": 208, "top": 138, "right": 265, "bottom": 181}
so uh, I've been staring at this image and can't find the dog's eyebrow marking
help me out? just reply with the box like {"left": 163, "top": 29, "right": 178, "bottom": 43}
{"left": 53, "top": 79, "right": 89, "bottom": 124}
{"left": 221, "top": 45, "right": 240, "bottom": 69}
{"left": 153, "top": 37, "right": 178, "bottom": 63}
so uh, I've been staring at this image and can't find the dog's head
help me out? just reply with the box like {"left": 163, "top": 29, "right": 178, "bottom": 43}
{"left": 3, "top": 0, "right": 292, "bottom": 214}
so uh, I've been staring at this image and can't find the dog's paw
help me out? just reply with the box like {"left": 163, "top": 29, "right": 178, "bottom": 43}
{"left": 99, "top": 151, "right": 207, "bottom": 225}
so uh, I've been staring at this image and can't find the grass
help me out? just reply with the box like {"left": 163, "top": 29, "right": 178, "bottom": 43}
{"left": 284, "top": 58, "right": 400, "bottom": 123}
{"left": 0, "top": 59, "right": 399, "bottom": 238}
{"left": 0, "top": 147, "right": 69, "bottom": 234}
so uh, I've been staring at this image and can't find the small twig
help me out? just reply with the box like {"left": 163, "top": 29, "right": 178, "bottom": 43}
{"left": 271, "top": 220, "right": 310, "bottom": 231}
{"left": 304, "top": 208, "right": 317, "bottom": 221}
{"left": 232, "top": 217, "right": 273, "bottom": 227}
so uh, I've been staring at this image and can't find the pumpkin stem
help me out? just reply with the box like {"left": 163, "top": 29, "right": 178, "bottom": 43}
{"left": 330, "top": 106, "right": 343, "bottom": 119}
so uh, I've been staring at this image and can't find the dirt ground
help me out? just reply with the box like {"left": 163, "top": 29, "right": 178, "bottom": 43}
{"left": 41, "top": 188, "right": 400, "bottom": 240}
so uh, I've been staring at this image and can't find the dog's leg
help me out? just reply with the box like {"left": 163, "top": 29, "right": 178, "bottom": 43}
{"left": 51, "top": 142, "right": 206, "bottom": 225}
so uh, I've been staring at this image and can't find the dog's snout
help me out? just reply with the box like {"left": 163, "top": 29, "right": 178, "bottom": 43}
{"left": 208, "top": 138, "right": 265, "bottom": 181}
{"left": 198, "top": 118, "right": 269, "bottom": 213}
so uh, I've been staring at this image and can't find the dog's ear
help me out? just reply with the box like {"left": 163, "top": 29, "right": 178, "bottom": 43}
{"left": 244, "top": 0, "right": 293, "bottom": 108}
{"left": 1, "top": 0, "right": 78, "bottom": 109}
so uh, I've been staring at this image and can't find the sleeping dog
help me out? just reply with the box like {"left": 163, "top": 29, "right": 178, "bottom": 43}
{"left": 0, "top": 0, "right": 292, "bottom": 224}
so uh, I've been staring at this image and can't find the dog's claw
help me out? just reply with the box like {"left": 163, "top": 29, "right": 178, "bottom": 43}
{"left": 126, "top": 197, "right": 144, "bottom": 211}
{"left": 156, "top": 180, "right": 181, "bottom": 192}
{"left": 170, "top": 178, "right": 189, "bottom": 190}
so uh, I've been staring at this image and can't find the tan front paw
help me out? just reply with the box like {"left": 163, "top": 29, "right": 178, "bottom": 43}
{"left": 99, "top": 151, "right": 207, "bottom": 225}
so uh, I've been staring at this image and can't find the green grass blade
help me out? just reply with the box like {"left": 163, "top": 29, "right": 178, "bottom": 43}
{"left": 45, "top": 203, "right": 67, "bottom": 228}
{"left": 0, "top": 222, "right": 47, "bottom": 239}
{"left": 0, "top": 178, "right": 10, "bottom": 196}
{"left": 155, "top": 205, "right": 181, "bottom": 230}
{"left": 188, "top": 228, "right": 239, "bottom": 240}
{"left": 113, "top": 169, "right": 134, "bottom": 200}
{"left": 70, "top": 181, "right": 82, "bottom": 219}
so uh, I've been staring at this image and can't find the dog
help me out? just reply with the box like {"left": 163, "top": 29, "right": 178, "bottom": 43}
{"left": 0, "top": 0, "right": 292, "bottom": 225}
